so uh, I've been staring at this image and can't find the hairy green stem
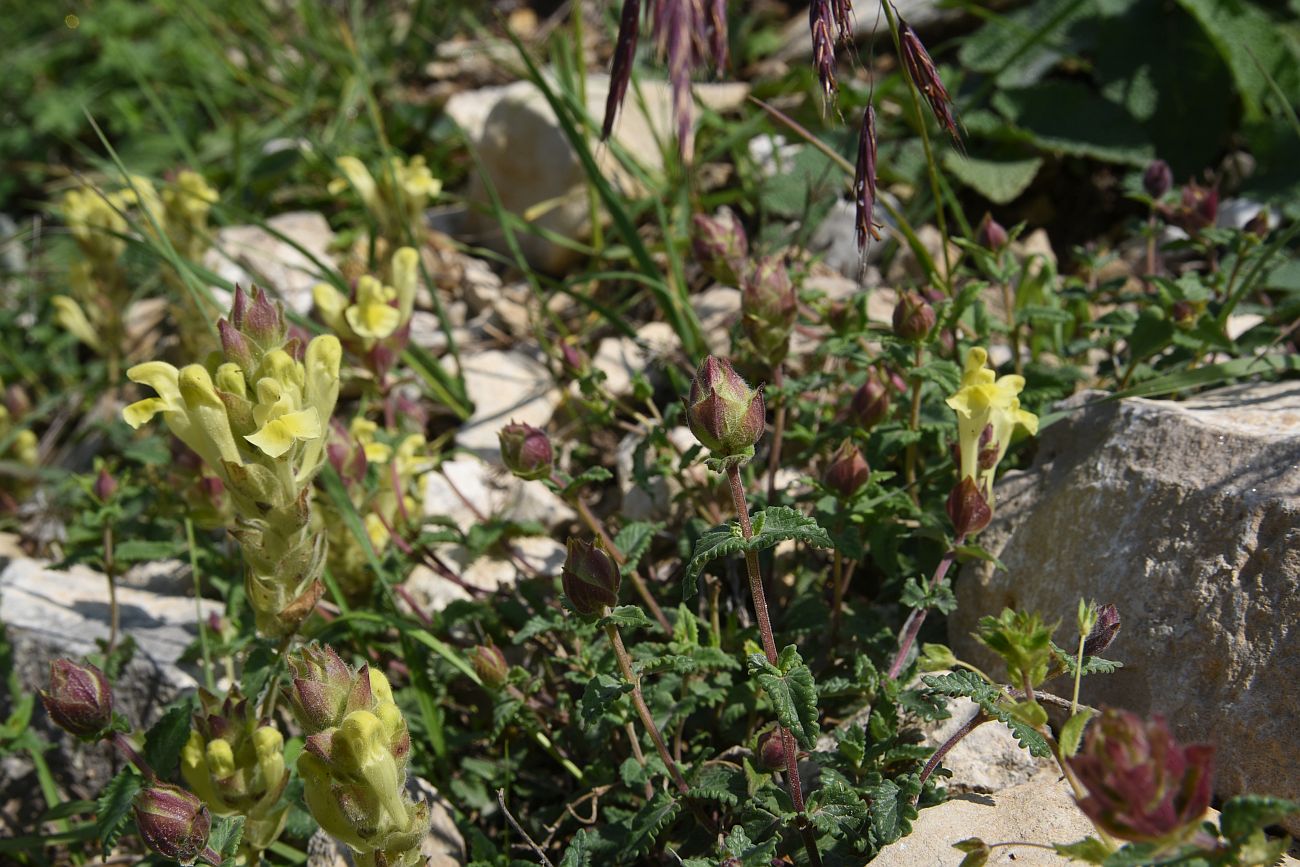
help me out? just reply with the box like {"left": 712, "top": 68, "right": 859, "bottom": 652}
{"left": 603, "top": 623, "right": 689, "bottom": 796}
{"left": 887, "top": 538, "right": 963, "bottom": 681}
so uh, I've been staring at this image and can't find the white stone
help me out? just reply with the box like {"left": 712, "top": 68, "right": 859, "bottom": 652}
{"left": 446, "top": 74, "right": 749, "bottom": 273}
{"left": 872, "top": 780, "right": 1096, "bottom": 867}
{"left": 951, "top": 381, "right": 1300, "bottom": 832}
{"left": 593, "top": 336, "right": 648, "bottom": 398}
{"left": 400, "top": 537, "right": 566, "bottom": 614}
{"left": 922, "top": 696, "right": 1058, "bottom": 794}
{"left": 203, "top": 212, "right": 336, "bottom": 314}
{"left": 421, "top": 457, "right": 574, "bottom": 533}
{"left": 616, "top": 427, "right": 704, "bottom": 523}
{"left": 691, "top": 285, "right": 741, "bottom": 355}
{"left": 455, "top": 350, "right": 560, "bottom": 456}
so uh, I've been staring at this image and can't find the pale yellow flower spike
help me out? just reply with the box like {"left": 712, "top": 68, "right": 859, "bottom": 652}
{"left": 945, "top": 347, "right": 1039, "bottom": 496}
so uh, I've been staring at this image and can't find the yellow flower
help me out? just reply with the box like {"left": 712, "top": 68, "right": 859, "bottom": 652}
{"left": 345, "top": 276, "right": 401, "bottom": 341}
{"left": 945, "top": 347, "right": 1038, "bottom": 495}
{"left": 51, "top": 296, "right": 102, "bottom": 351}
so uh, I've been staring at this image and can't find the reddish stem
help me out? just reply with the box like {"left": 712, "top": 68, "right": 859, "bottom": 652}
{"left": 886, "top": 537, "right": 963, "bottom": 681}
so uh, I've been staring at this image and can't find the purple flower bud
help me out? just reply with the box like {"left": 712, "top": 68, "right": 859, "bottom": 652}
{"left": 558, "top": 340, "right": 589, "bottom": 378}
{"left": 5, "top": 384, "right": 31, "bottom": 418}
{"left": 978, "top": 213, "right": 1009, "bottom": 251}
{"left": 469, "top": 645, "right": 509, "bottom": 690}
{"left": 757, "top": 730, "right": 786, "bottom": 771}
{"left": 686, "top": 356, "right": 766, "bottom": 456}
{"left": 741, "top": 256, "right": 797, "bottom": 364}
{"left": 892, "top": 291, "right": 936, "bottom": 342}
{"left": 1244, "top": 209, "right": 1270, "bottom": 239}
{"left": 1143, "top": 160, "right": 1173, "bottom": 199}
{"left": 286, "top": 643, "right": 354, "bottom": 733}
{"left": 823, "top": 442, "right": 870, "bottom": 498}
{"left": 40, "top": 659, "right": 114, "bottom": 739}
{"left": 242, "top": 285, "right": 286, "bottom": 349}
{"left": 498, "top": 422, "right": 553, "bottom": 481}
{"left": 1069, "top": 709, "right": 1214, "bottom": 846}
{"left": 561, "top": 537, "right": 621, "bottom": 617}
{"left": 230, "top": 284, "right": 249, "bottom": 330}
{"left": 218, "top": 319, "right": 254, "bottom": 372}
{"left": 1170, "top": 300, "right": 1198, "bottom": 329}
{"left": 946, "top": 477, "right": 992, "bottom": 537}
{"left": 133, "top": 783, "right": 212, "bottom": 864}
{"left": 692, "top": 210, "right": 748, "bottom": 285}
{"left": 850, "top": 374, "right": 891, "bottom": 431}
{"left": 1174, "top": 182, "right": 1218, "bottom": 233}
{"left": 93, "top": 467, "right": 118, "bottom": 502}
{"left": 1082, "top": 604, "right": 1121, "bottom": 658}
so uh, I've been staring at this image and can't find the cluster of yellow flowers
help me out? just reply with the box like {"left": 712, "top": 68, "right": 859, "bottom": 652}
{"left": 313, "top": 246, "right": 420, "bottom": 352}
{"left": 123, "top": 285, "right": 341, "bottom": 636}
{"left": 329, "top": 155, "right": 440, "bottom": 246}
{"left": 946, "top": 346, "right": 1039, "bottom": 509}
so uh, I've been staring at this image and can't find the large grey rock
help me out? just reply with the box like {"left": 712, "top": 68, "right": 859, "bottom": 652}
{"left": 872, "top": 780, "right": 1095, "bottom": 866}
{"left": 203, "top": 211, "right": 337, "bottom": 314}
{"left": 950, "top": 381, "right": 1300, "bottom": 831}
{"left": 446, "top": 75, "right": 748, "bottom": 273}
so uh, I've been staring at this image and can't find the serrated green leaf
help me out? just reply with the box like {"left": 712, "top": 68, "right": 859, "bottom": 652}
{"left": 1059, "top": 709, "right": 1095, "bottom": 758}
{"left": 747, "top": 646, "right": 819, "bottom": 750}
{"left": 209, "top": 814, "right": 245, "bottom": 860}
{"left": 806, "top": 782, "right": 868, "bottom": 838}
{"left": 684, "top": 508, "right": 832, "bottom": 598}
{"left": 619, "top": 792, "right": 679, "bottom": 858}
{"left": 923, "top": 670, "right": 1002, "bottom": 705}
{"left": 1219, "top": 794, "right": 1300, "bottom": 841}
{"left": 142, "top": 697, "right": 194, "bottom": 779}
{"left": 1055, "top": 836, "right": 1111, "bottom": 863}
{"left": 687, "top": 763, "right": 747, "bottom": 806}
{"left": 579, "top": 673, "right": 631, "bottom": 728}
{"left": 683, "top": 523, "right": 746, "bottom": 599}
{"left": 96, "top": 768, "right": 143, "bottom": 856}
{"left": 943, "top": 153, "right": 1042, "bottom": 204}
{"left": 614, "top": 521, "right": 662, "bottom": 576}
{"left": 867, "top": 774, "right": 921, "bottom": 846}
{"left": 598, "top": 605, "right": 655, "bottom": 632}
{"left": 559, "top": 828, "right": 596, "bottom": 867}
{"left": 720, "top": 825, "right": 779, "bottom": 865}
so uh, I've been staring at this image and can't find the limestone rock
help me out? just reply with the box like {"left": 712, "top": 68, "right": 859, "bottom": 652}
{"left": 691, "top": 285, "right": 741, "bottom": 355}
{"left": 446, "top": 75, "right": 749, "bottom": 273}
{"left": 921, "top": 697, "right": 1059, "bottom": 794}
{"left": 871, "top": 780, "right": 1096, "bottom": 866}
{"left": 400, "top": 536, "right": 566, "bottom": 614}
{"left": 615, "top": 427, "right": 702, "bottom": 522}
{"left": 456, "top": 350, "right": 560, "bottom": 457}
{"left": 421, "top": 457, "right": 575, "bottom": 533}
{"left": 203, "top": 212, "right": 336, "bottom": 314}
{"left": 950, "top": 381, "right": 1300, "bottom": 832}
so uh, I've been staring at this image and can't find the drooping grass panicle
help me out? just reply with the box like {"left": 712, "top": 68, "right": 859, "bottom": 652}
{"left": 831, "top": 0, "right": 855, "bottom": 44}
{"left": 854, "top": 105, "right": 879, "bottom": 251}
{"left": 810, "top": 0, "right": 838, "bottom": 102}
{"left": 707, "top": 0, "right": 729, "bottom": 72}
{"left": 896, "top": 8, "right": 962, "bottom": 147}
{"left": 603, "top": 0, "right": 642, "bottom": 140}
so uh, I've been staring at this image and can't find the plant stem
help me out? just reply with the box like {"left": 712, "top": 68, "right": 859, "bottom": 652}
{"left": 603, "top": 623, "right": 689, "bottom": 796}
{"left": 1070, "top": 631, "right": 1086, "bottom": 717}
{"left": 724, "top": 464, "right": 822, "bottom": 867}
{"left": 1000, "top": 279, "right": 1022, "bottom": 376}
{"left": 185, "top": 518, "right": 215, "bottom": 691}
{"left": 111, "top": 732, "right": 156, "bottom": 781}
{"left": 904, "top": 343, "right": 924, "bottom": 505}
{"left": 886, "top": 538, "right": 963, "bottom": 681}
{"left": 557, "top": 473, "right": 672, "bottom": 634}
{"left": 766, "top": 364, "right": 786, "bottom": 504}
{"left": 917, "top": 709, "right": 988, "bottom": 788}
{"left": 103, "top": 522, "right": 119, "bottom": 657}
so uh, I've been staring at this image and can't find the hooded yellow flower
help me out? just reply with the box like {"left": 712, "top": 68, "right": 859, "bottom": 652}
{"left": 945, "top": 347, "right": 1038, "bottom": 495}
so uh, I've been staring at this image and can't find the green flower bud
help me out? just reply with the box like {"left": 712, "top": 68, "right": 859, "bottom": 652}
{"left": 686, "top": 356, "right": 765, "bottom": 457}
{"left": 286, "top": 643, "right": 355, "bottom": 733}
{"left": 133, "top": 784, "right": 212, "bottom": 865}
{"left": 823, "top": 442, "right": 870, "bottom": 498}
{"left": 498, "top": 422, "right": 553, "bottom": 481}
{"left": 40, "top": 659, "right": 114, "bottom": 739}
{"left": 562, "top": 537, "right": 621, "bottom": 617}
{"left": 741, "top": 256, "right": 797, "bottom": 364}
{"left": 469, "top": 645, "right": 509, "bottom": 690}
{"left": 242, "top": 285, "right": 287, "bottom": 349}
{"left": 692, "top": 209, "right": 748, "bottom": 285}
{"left": 946, "top": 476, "right": 992, "bottom": 537}
{"left": 892, "top": 291, "right": 936, "bottom": 342}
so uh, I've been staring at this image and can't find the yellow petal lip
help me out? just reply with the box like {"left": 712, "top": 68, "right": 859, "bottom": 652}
{"left": 245, "top": 408, "right": 322, "bottom": 458}
{"left": 345, "top": 303, "right": 401, "bottom": 340}
{"left": 123, "top": 398, "right": 170, "bottom": 429}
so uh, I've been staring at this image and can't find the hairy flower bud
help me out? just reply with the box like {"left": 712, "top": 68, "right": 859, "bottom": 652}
{"left": 892, "top": 291, "right": 936, "bottom": 342}
{"left": 1143, "top": 160, "right": 1173, "bottom": 199}
{"left": 40, "top": 659, "right": 114, "bottom": 739}
{"left": 1175, "top": 182, "right": 1218, "bottom": 233}
{"left": 218, "top": 318, "right": 254, "bottom": 373}
{"left": 946, "top": 476, "right": 993, "bottom": 537}
{"left": 823, "top": 442, "right": 870, "bottom": 498}
{"left": 686, "top": 356, "right": 765, "bottom": 457}
{"left": 133, "top": 784, "right": 212, "bottom": 864}
{"left": 978, "top": 213, "right": 1009, "bottom": 251}
{"left": 1070, "top": 709, "right": 1214, "bottom": 846}
{"left": 242, "top": 285, "right": 287, "bottom": 349}
{"left": 741, "top": 256, "right": 797, "bottom": 364}
{"left": 1244, "top": 208, "right": 1270, "bottom": 239}
{"left": 558, "top": 340, "right": 589, "bottom": 378}
{"left": 757, "top": 731, "right": 786, "bottom": 771}
{"left": 469, "top": 645, "right": 509, "bottom": 690}
{"left": 286, "top": 643, "right": 355, "bottom": 733}
{"left": 692, "top": 210, "right": 748, "bottom": 285}
{"left": 562, "top": 537, "right": 621, "bottom": 617}
{"left": 1082, "top": 604, "right": 1121, "bottom": 658}
{"left": 498, "top": 422, "right": 553, "bottom": 481}
{"left": 93, "top": 467, "right": 118, "bottom": 502}
{"left": 850, "top": 374, "right": 891, "bottom": 431}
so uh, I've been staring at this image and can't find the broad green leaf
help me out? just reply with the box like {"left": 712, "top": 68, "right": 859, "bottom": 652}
{"left": 747, "top": 645, "right": 819, "bottom": 749}
{"left": 683, "top": 507, "right": 831, "bottom": 599}
{"left": 208, "top": 814, "right": 245, "bottom": 862}
{"left": 619, "top": 792, "right": 679, "bottom": 859}
{"left": 1059, "top": 709, "right": 1095, "bottom": 758}
{"left": 614, "top": 521, "right": 663, "bottom": 576}
{"left": 578, "top": 673, "right": 631, "bottom": 728}
{"left": 95, "top": 768, "right": 143, "bottom": 856}
{"left": 1219, "top": 795, "right": 1300, "bottom": 841}
{"left": 687, "top": 763, "right": 747, "bottom": 806}
{"left": 943, "top": 153, "right": 1042, "bottom": 204}
{"left": 806, "top": 781, "right": 868, "bottom": 838}
{"left": 867, "top": 774, "right": 921, "bottom": 846}
{"left": 683, "top": 523, "right": 746, "bottom": 600}
{"left": 142, "top": 697, "right": 194, "bottom": 779}
{"left": 597, "top": 605, "right": 656, "bottom": 632}
{"left": 992, "top": 81, "right": 1154, "bottom": 166}
{"left": 1053, "top": 837, "right": 1110, "bottom": 864}
{"left": 1175, "top": 0, "right": 1300, "bottom": 122}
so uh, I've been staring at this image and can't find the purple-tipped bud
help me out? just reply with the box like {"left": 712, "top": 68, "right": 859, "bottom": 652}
{"left": 892, "top": 291, "right": 936, "bottom": 342}
{"left": 757, "top": 731, "right": 786, "bottom": 771}
{"left": 498, "top": 422, "right": 553, "bottom": 481}
{"left": 133, "top": 784, "right": 212, "bottom": 864}
{"left": 218, "top": 318, "right": 254, "bottom": 372}
{"left": 1069, "top": 709, "right": 1214, "bottom": 846}
{"left": 469, "top": 645, "right": 509, "bottom": 690}
{"left": 558, "top": 340, "right": 589, "bottom": 378}
{"left": 978, "top": 213, "right": 1009, "bottom": 251}
{"left": 946, "top": 477, "right": 992, "bottom": 537}
{"left": 285, "top": 643, "right": 354, "bottom": 733}
{"left": 1143, "top": 160, "right": 1173, "bottom": 199}
{"left": 686, "top": 356, "right": 766, "bottom": 457}
{"left": 561, "top": 538, "right": 621, "bottom": 617}
{"left": 230, "top": 284, "right": 249, "bottom": 330}
{"left": 1244, "top": 209, "right": 1270, "bottom": 239}
{"left": 40, "top": 659, "right": 114, "bottom": 739}
{"left": 823, "top": 442, "right": 870, "bottom": 498}
{"left": 1170, "top": 300, "right": 1198, "bottom": 329}
{"left": 850, "top": 374, "right": 891, "bottom": 431}
{"left": 692, "top": 210, "right": 748, "bottom": 285}
{"left": 242, "top": 285, "right": 286, "bottom": 348}
{"left": 1175, "top": 182, "right": 1218, "bottom": 233}
{"left": 93, "top": 468, "right": 118, "bottom": 503}
{"left": 1082, "top": 604, "right": 1121, "bottom": 658}
{"left": 741, "top": 256, "right": 797, "bottom": 364}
